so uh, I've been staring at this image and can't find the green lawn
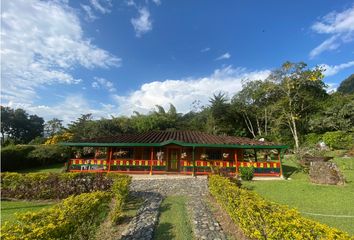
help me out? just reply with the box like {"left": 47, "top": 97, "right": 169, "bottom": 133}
{"left": 1, "top": 200, "right": 56, "bottom": 224}
{"left": 243, "top": 156, "right": 354, "bottom": 235}
{"left": 17, "top": 163, "right": 65, "bottom": 173}
{"left": 153, "top": 196, "right": 194, "bottom": 240}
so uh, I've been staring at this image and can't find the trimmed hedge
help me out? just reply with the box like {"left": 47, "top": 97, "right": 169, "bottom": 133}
{"left": 208, "top": 175, "right": 351, "bottom": 240}
{"left": 1, "top": 191, "right": 111, "bottom": 240}
{"left": 1, "top": 145, "right": 72, "bottom": 171}
{"left": 1, "top": 172, "right": 131, "bottom": 200}
{"left": 107, "top": 173, "right": 132, "bottom": 223}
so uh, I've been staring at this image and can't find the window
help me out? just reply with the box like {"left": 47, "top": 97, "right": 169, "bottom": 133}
{"left": 205, "top": 149, "right": 222, "bottom": 160}
{"left": 112, "top": 148, "right": 134, "bottom": 159}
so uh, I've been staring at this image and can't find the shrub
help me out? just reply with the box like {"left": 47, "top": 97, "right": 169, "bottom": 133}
{"left": 1, "top": 172, "right": 131, "bottom": 200}
{"left": 208, "top": 175, "right": 351, "bottom": 240}
{"left": 1, "top": 145, "right": 72, "bottom": 171}
{"left": 1, "top": 145, "right": 36, "bottom": 171}
{"left": 107, "top": 173, "right": 132, "bottom": 223}
{"left": 1, "top": 191, "right": 111, "bottom": 240}
{"left": 303, "top": 133, "right": 323, "bottom": 146}
{"left": 239, "top": 166, "right": 254, "bottom": 181}
{"left": 323, "top": 131, "right": 353, "bottom": 150}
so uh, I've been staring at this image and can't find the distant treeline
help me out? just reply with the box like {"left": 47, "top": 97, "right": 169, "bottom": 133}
{"left": 1, "top": 62, "right": 354, "bottom": 150}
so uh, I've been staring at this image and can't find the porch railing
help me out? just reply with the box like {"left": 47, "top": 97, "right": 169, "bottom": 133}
{"left": 68, "top": 159, "right": 281, "bottom": 176}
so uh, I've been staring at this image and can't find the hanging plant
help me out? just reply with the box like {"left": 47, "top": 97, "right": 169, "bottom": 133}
{"left": 223, "top": 153, "right": 229, "bottom": 159}
{"left": 156, "top": 151, "right": 164, "bottom": 161}
{"left": 200, "top": 153, "right": 208, "bottom": 160}
{"left": 113, "top": 150, "right": 128, "bottom": 158}
{"left": 181, "top": 152, "right": 187, "bottom": 159}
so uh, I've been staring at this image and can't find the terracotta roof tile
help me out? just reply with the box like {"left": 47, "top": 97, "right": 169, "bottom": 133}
{"left": 80, "top": 130, "right": 278, "bottom": 146}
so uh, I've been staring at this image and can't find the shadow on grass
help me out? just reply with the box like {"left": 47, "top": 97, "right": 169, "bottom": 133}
{"left": 153, "top": 203, "right": 174, "bottom": 240}
{"left": 282, "top": 164, "right": 300, "bottom": 178}
{"left": 2, "top": 204, "right": 52, "bottom": 211}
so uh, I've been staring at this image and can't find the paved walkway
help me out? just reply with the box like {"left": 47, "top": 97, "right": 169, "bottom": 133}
{"left": 120, "top": 176, "right": 226, "bottom": 240}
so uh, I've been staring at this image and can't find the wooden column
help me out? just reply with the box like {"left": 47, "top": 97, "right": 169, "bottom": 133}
{"left": 192, "top": 146, "right": 195, "bottom": 177}
{"left": 234, "top": 149, "right": 238, "bottom": 174}
{"left": 254, "top": 149, "right": 258, "bottom": 162}
{"left": 278, "top": 149, "right": 284, "bottom": 178}
{"left": 150, "top": 147, "right": 153, "bottom": 175}
{"left": 108, "top": 147, "right": 113, "bottom": 172}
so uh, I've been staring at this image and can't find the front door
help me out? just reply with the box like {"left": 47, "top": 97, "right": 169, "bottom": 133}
{"left": 168, "top": 149, "right": 180, "bottom": 171}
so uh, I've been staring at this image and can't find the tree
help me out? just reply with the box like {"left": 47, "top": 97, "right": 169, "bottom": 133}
{"left": 232, "top": 80, "right": 278, "bottom": 138}
{"left": 337, "top": 74, "right": 354, "bottom": 94}
{"left": 0, "top": 106, "right": 44, "bottom": 144}
{"left": 44, "top": 118, "right": 64, "bottom": 137}
{"left": 209, "top": 92, "right": 233, "bottom": 135}
{"left": 267, "top": 62, "right": 327, "bottom": 150}
{"left": 309, "top": 93, "right": 354, "bottom": 133}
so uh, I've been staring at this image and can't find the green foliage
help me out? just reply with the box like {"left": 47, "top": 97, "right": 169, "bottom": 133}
{"left": 303, "top": 133, "right": 323, "bottom": 146}
{"left": 1, "top": 145, "right": 36, "bottom": 171}
{"left": 107, "top": 173, "right": 132, "bottom": 223}
{"left": 1, "top": 191, "right": 111, "bottom": 240}
{"left": 208, "top": 175, "right": 351, "bottom": 240}
{"left": 1, "top": 172, "right": 131, "bottom": 200}
{"left": 323, "top": 131, "right": 353, "bottom": 150}
{"left": 337, "top": 74, "right": 354, "bottom": 94}
{"left": 239, "top": 167, "right": 254, "bottom": 181}
{"left": 1, "top": 145, "right": 72, "bottom": 171}
{"left": 0, "top": 106, "right": 44, "bottom": 144}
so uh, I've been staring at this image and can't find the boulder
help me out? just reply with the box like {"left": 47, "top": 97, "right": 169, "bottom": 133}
{"left": 309, "top": 161, "right": 345, "bottom": 185}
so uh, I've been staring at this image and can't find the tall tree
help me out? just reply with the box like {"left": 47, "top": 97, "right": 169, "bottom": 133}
{"left": 44, "top": 118, "right": 64, "bottom": 137}
{"left": 337, "top": 74, "right": 354, "bottom": 94}
{"left": 0, "top": 106, "right": 44, "bottom": 144}
{"left": 268, "top": 62, "right": 327, "bottom": 150}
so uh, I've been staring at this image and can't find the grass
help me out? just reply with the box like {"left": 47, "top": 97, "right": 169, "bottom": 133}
{"left": 17, "top": 163, "right": 65, "bottom": 173}
{"left": 94, "top": 194, "right": 144, "bottom": 240}
{"left": 242, "top": 155, "right": 354, "bottom": 235}
{"left": 1, "top": 200, "right": 56, "bottom": 224}
{"left": 153, "top": 196, "right": 194, "bottom": 240}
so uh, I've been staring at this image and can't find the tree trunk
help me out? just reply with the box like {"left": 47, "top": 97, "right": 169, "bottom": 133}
{"left": 243, "top": 113, "right": 256, "bottom": 138}
{"left": 256, "top": 118, "right": 262, "bottom": 136}
{"left": 288, "top": 113, "right": 300, "bottom": 151}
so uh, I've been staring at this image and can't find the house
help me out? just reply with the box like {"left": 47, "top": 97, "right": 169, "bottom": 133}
{"left": 61, "top": 130, "right": 287, "bottom": 177}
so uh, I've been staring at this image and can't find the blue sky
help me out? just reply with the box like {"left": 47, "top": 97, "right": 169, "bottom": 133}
{"left": 1, "top": 0, "right": 354, "bottom": 123}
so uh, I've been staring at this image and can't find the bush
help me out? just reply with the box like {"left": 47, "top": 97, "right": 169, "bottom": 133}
{"left": 303, "top": 133, "right": 323, "bottom": 146}
{"left": 239, "top": 166, "right": 254, "bottom": 181}
{"left": 107, "top": 173, "right": 132, "bottom": 223}
{"left": 1, "top": 191, "right": 111, "bottom": 240}
{"left": 1, "top": 172, "right": 131, "bottom": 200}
{"left": 1, "top": 145, "right": 72, "bottom": 171}
{"left": 208, "top": 175, "right": 351, "bottom": 240}
{"left": 323, "top": 131, "right": 353, "bottom": 150}
{"left": 1, "top": 145, "right": 36, "bottom": 171}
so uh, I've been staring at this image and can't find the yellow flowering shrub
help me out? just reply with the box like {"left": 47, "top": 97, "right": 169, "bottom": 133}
{"left": 1, "top": 191, "right": 111, "bottom": 240}
{"left": 45, "top": 132, "right": 74, "bottom": 145}
{"left": 208, "top": 175, "right": 351, "bottom": 240}
{"left": 107, "top": 173, "right": 132, "bottom": 223}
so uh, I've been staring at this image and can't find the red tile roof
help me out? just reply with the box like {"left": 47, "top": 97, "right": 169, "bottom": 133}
{"left": 78, "top": 130, "right": 280, "bottom": 147}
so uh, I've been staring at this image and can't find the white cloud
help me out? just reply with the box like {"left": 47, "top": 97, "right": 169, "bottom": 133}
{"left": 320, "top": 60, "right": 354, "bottom": 76}
{"left": 310, "top": 5, "right": 354, "bottom": 58}
{"left": 114, "top": 66, "right": 270, "bottom": 115}
{"left": 6, "top": 95, "right": 117, "bottom": 124}
{"left": 81, "top": 4, "right": 97, "bottom": 21}
{"left": 1, "top": 0, "right": 120, "bottom": 103}
{"left": 92, "top": 77, "right": 117, "bottom": 92}
{"left": 131, "top": 7, "right": 152, "bottom": 37}
{"left": 152, "top": 0, "right": 161, "bottom": 6}
{"left": 89, "top": 0, "right": 112, "bottom": 14}
{"left": 215, "top": 52, "right": 231, "bottom": 60}
{"left": 201, "top": 47, "right": 211, "bottom": 52}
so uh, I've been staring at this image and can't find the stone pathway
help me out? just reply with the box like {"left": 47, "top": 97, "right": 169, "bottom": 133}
{"left": 120, "top": 176, "right": 226, "bottom": 240}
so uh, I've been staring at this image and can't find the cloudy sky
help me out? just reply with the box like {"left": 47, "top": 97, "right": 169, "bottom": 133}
{"left": 1, "top": 0, "right": 354, "bottom": 123}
